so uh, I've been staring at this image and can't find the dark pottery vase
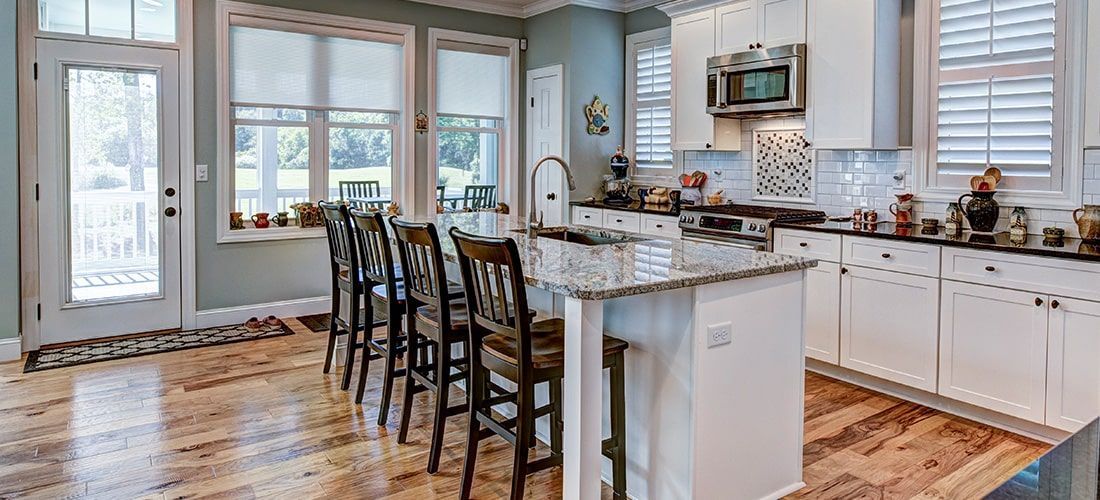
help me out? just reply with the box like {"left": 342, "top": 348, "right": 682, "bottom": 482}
{"left": 958, "top": 191, "right": 999, "bottom": 233}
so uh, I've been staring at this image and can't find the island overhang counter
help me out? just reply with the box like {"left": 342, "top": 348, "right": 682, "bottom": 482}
{"left": 403, "top": 212, "right": 817, "bottom": 500}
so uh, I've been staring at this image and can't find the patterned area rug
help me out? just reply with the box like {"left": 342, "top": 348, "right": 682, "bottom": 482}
{"left": 23, "top": 323, "right": 295, "bottom": 373}
{"left": 295, "top": 309, "right": 387, "bottom": 333}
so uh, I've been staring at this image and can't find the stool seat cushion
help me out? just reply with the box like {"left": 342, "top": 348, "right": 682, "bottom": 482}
{"left": 480, "top": 318, "right": 629, "bottom": 370}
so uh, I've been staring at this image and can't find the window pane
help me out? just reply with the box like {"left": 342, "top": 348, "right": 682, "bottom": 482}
{"left": 328, "top": 127, "right": 393, "bottom": 202}
{"left": 88, "top": 0, "right": 131, "bottom": 39}
{"left": 233, "top": 106, "right": 307, "bottom": 121}
{"left": 135, "top": 0, "right": 176, "bottom": 42}
{"left": 329, "top": 111, "right": 394, "bottom": 125}
{"left": 437, "top": 116, "right": 501, "bottom": 128}
{"left": 437, "top": 130, "right": 498, "bottom": 208}
{"left": 233, "top": 124, "right": 310, "bottom": 219}
{"left": 38, "top": 0, "right": 85, "bottom": 34}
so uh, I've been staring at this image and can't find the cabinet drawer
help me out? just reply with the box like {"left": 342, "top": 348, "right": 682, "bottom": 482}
{"left": 774, "top": 229, "right": 841, "bottom": 262}
{"left": 572, "top": 206, "right": 602, "bottom": 227}
{"left": 641, "top": 214, "right": 681, "bottom": 238}
{"left": 942, "top": 247, "right": 1100, "bottom": 300}
{"left": 603, "top": 210, "right": 641, "bottom": 233}
{"left": 843, "top": 236, "right": 940, "bottom": 277}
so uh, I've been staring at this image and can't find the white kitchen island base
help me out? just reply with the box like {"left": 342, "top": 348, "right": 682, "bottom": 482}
{"left": 536, "top": 269, "right": 807, "bottom": 500}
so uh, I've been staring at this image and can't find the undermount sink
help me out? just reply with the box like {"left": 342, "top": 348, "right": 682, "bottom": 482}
{"left": 511, "top": 227, "right": 649, "bottom": 246}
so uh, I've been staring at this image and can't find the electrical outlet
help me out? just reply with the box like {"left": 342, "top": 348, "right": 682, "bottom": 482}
{"left": 707, "top": 322, "right": 732, "bottom": 348}
{"left": 892, "top": 169, "right": 906, "bottom": 189}
{"left": 196, "top": 164, "right": 209, "bottom": 182}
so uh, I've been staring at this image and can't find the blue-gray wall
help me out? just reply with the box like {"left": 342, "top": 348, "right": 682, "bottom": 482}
{"left": 193, "top": 0, "right": 524, "bottom": 310}
{"left": 1, "top": 0, "right": 18, "bottom": 339}
{"left": 625, "top": 6, "right": 670, "bottom": 34}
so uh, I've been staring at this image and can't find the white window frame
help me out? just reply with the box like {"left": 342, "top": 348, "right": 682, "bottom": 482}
{"left": 626, "top": 26, "right": 673, "bottom": 180}
{"left": 215, "top": 0, "right": 415, "bottom": 243}
{"left": 912, "top": 0, "right": 1086, "bottom": 210}
{"left": 427, "top": 28, "right": 520, "bottom": 217}
{"left": 34, "top": 0, "right": 181, "bottom": 47}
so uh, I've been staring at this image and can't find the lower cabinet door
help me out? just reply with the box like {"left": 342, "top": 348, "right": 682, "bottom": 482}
{"left": 1046, "top": 296, "right": 1100, "bottom": 432}
{"left": 939, "top": 280, "right": 1048, "bottom": 423}
{"left": 806, "top": 261, "right": 841, "bottom": 364}
{"left": 840, "top": 265, "right": 939, "bottom": 392}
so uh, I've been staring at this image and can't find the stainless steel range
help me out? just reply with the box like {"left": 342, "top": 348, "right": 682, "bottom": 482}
{"left": 678, "top": 203, "right": 827, "bottom": 251}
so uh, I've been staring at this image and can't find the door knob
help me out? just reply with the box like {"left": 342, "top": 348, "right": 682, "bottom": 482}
{"left": 164, "top": 207, "right": 177, "bottom": 217}
{"left": 165, "top": 187, "right": 176, "bottom": 197}
{"left": 546, "top": 192, "right": 556, "bottom": 201}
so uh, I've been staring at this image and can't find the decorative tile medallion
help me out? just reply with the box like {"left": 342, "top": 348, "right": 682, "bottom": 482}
{"left": 752, "top": 129, "right": 814, "bottom": 203}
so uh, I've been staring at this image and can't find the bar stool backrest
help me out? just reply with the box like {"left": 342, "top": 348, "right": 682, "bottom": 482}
{"left": 319, "top": 201, "right": 357, "bottom": 279}
{"left": 349, "top": 209, "right": 398, "bottom": 291}
{"left": 389, "top": 218, "right": 450, "bottom": 321}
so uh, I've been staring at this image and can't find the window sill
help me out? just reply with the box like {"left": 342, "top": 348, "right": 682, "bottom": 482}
{"left": 217, "top": 226, "right": 326, "bottom": 244}
{"left": 916, "top": 187, "right": 1082, "bottom": 211}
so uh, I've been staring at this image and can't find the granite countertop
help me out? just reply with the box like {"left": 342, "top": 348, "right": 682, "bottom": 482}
{"left": 775, "top": 220, "right": 1100, "bottom": 264}
{"left": 985, "top": 418, "right": 1099, "bottom": 499}
{"left": 405, "top": 212, "right": 816, "bottom": 301}
{"left": 570, "top": 199, "right": 681, "bottom": 216}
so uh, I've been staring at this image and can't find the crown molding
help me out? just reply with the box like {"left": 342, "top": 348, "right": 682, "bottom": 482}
{"left": 407, "top": 0, "right": 669, "bottom": 18}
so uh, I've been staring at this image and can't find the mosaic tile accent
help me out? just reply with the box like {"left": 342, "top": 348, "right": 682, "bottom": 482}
{"left": 24, "top": 323, "right": 294, "bottom": 373}
{"left": 752, "top": 129, "right": 814, "bottom": 203}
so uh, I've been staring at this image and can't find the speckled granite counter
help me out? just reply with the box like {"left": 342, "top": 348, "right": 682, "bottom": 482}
{"left": 986, "top": 418, "right": 1099, "bottom": 499}
{"left": 569, "top": 199, "right": 681, "bottom": 216}
{"left": 775, "top": 220, "right": 1100, "bottom": 264}
{"left": 407, "top": 212, "right": 816, "bottom": 301}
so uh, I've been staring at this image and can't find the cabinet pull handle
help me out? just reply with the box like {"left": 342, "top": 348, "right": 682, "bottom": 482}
{"left": 1052, "top": 300, "right": 1060, "bottom": 309}
{"left": 985, "top": 265, "right": 996, "bottom": 272}
{"left": 656, "top": 224, "right": 663, "bottom": 228}
{"left": 583, "top": 215, "right": 590, "bottom": 219}
{"left": 881, "top": 253, "right": 892, "bottom": 259}
{"left": 1035, "top": 297, "right": 1044, "bottom": 307}
{"left": 841, "top": 267, "right": 849, "bottom": 275}
{"left": 616, "top": 219, "right": 623, "bottom": 223}
{"left": 799, "top": 242, "right": 809, "bottom": 247}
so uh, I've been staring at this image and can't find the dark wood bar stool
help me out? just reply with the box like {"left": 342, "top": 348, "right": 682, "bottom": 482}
{"left": 348, "top": 209, "right": 405, "bottom": 423}
{"left": 449, "top": 227, "right": 629, "bottom": 500}
{"left": 389, "top": 218, "right": 470, "bottom": 474}
{"left": 319, "top": 201, "right": 385, "bottom": 391}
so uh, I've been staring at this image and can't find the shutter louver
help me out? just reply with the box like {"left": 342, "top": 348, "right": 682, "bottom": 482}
{"left": 935, "top": 0, "right": 1056, "bottom": 182}
{"left": 634, "top": 40, "right": 673, "bottom": 169}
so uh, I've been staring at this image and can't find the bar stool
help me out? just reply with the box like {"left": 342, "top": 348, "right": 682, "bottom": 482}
{"left": 449, "top": 227, "right": 629, "bottom": 500}
{"left": 319, "top": 201, "right": 381, "bottom": 391}
{"left": 348, "top": 209, "right": 405, "bottom": 423}
{"left": 389, "top": 218, "right": 470, "bottom": 474}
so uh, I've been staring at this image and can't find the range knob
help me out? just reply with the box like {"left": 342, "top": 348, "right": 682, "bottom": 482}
{"left": 748, "top": 223, "right": 757, "bottom": 231}
{"left": 758, "top": 225, "right": 766, "bottom": 233}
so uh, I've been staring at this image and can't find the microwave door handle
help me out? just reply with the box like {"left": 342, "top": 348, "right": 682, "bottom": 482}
{"left": 717, "top": 70, "right": 728, "bottom": 109}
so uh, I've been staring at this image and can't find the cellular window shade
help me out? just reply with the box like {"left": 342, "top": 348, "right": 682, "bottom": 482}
{"left": 436, "top": 48, "right": 508, "bottom": 119}
{"left": 634, "top": 40, "right": 673, "bottom": 169}
{"left": 935, "top": 0, "right": 1056, "bottom": 179}
{"left": 229, "top": 26, "right": 403, "bottom": 111}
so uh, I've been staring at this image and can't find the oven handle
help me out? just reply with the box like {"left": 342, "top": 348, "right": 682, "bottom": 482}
{"left": 682, "top": 231, "right": 766, "bottom": 251}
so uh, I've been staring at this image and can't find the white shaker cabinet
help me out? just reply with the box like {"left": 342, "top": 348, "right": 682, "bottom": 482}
{"left": 805, "top": 262, "right": 841, "bottom": 364}
{"left": 715, "top": 1, "right": 756, "bottom": 54}
{"left": 758, "top": 0, "right": 805, "bottom": 47}
{"left": 1045, "top": 296, "right": 1100, "bottom": 432}
{"left": 840, "top": 265, "right": 939, "bottom": 392}
{"left": 671, "top": 10, "right": 717, "bottom": 151}
{"left": 1085, "top": 0, "right": 1100, "bottom": 146}
{"left": 939, "top": 281, "right": 1049, "bottom": 424}
{"left": 805, "top": 0, "right": 899, "bottom": 149}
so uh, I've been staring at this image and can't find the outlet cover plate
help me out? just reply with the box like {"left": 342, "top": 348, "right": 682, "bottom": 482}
{"left": 707, "top": 322, "right": 732, "bottom": 348}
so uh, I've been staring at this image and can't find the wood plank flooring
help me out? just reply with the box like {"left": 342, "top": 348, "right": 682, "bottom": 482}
{"left": 0, "top": 319, "right": 1048, "bottom": 499}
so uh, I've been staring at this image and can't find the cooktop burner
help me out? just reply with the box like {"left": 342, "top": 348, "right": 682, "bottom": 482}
{"left": 682, "top": 203, "right": 827, "bottom": 222}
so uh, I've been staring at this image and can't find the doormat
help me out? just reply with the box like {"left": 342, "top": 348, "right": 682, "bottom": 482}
{"left": 23, "top": 323, "right": 295, "bottom": 373}
{"left": 295, "top": 310, "right": 387, "bottom": 334}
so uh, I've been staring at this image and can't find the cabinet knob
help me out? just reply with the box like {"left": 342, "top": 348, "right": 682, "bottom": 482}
{"left": 616, "top": 219, "right": 623, "bottom": 223}
{"left": 841, "top": 267, "right": 849, "bottom": 275}
{"left": 656, "top": 224, "right": 664, "bottom": 228}
{"left": 984, "top": 265, "right": 996, "bottom": 272}
{"left": 799, "top": 242, "right": 809, "bottom": 248}
{"left": 755, "top": 42, "right": 763, "bottom": 49}
{"left": 1052, "top": 300, "right": 1060, "bottom": 309}
{"left": 881, "top": 253, "right": 892, "bottom": 259}
{"left": 546, "top": 192, "right": 556, "bottom": 201}
{"left": 1035, "top": 297, "right": 1044, "bottom": 307}
{"left": 705, "top": 143, "right": 713, "bottom": 149}
{"left": 748, "top": 43, "right": 754, "bottom": 50}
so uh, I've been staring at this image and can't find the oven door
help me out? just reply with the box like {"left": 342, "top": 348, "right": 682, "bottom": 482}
{"left": 681, "top": 229, "right": 767, "bottom": 251}
{"left": 707, "top": 55, "right": 804, "bottom": 117}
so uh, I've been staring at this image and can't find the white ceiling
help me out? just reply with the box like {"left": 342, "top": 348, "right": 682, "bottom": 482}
{"left": 407, "top": 0, "right": 668, "bottom": 19}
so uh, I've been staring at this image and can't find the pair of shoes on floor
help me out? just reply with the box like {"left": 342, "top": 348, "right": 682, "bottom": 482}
{"left": 245, "top": 315, "right": 282, "bottom": 331}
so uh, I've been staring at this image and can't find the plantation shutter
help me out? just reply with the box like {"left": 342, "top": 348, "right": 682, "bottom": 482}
{"left": 633, "top": 38, "right": 673, "bottom": 169}
{"left": 935, "top": 0, "right": 1057, "bottom": 185}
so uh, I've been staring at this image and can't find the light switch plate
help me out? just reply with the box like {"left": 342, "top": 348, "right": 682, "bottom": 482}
{"left": 196, "top": 164, "right": 209, "bottom": 182}
{"left": 707, "top": 322, "right": 732, "bottom": 348}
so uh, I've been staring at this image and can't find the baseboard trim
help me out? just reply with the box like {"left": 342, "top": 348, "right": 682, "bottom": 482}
{"left": 807, "top": 359, "right": 1070, "bottom": 444}
{"left": 0, "top": 337, "right": 23, "bottom": 362}
{"left": 195, "top": 296, "right": 331, "bottom": 329}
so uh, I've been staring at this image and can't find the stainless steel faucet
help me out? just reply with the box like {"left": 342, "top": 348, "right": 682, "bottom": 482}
{"left": 528, "top": 155, "right": 577, "bottom": 237}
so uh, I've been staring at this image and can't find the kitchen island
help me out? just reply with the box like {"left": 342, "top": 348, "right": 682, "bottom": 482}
{"left": 407, "top": 212, "right": 816, "bottom": 500}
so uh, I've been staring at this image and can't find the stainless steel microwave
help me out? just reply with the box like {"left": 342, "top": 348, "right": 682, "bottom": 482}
{"left": 706, "top": 43, "right": 806, "bottom": 118}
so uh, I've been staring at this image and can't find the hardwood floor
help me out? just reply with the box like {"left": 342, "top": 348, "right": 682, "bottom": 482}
{"left": 0, "top": 319, "right": 1048, "bottom": 499}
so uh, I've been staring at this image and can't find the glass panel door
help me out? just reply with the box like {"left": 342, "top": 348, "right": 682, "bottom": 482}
{"left": 65, "top": 66, "right": 162, "bottom": 304}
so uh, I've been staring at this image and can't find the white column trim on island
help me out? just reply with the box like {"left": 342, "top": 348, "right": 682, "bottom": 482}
{"left": 562, "top": 297, "right": 607, "bottom": 500}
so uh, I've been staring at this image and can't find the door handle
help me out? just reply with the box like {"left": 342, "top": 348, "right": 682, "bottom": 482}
{"left": 165, "top": 187, "right": 176, "bottom": 197}
{"left": 546, "top": 192, "right": 556, "bottom": 201}
{"left": 165, "top": 207, "right": 177, "bottom": 217}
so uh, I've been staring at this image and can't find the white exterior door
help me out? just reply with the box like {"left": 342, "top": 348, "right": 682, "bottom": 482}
{"left": 36, "top": 39, "right": 182, "bottom": 344}
{"left": 526, "top": 66, "right": 564, "bottom": 226}
{"left": 1046, "top": 296, "right": 1100, "bottom": 432}
{"left": 939, "top": 281, "right": 1048, "bottom": 423}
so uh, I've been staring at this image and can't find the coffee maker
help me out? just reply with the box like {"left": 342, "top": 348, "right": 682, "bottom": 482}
{"left": 602, "top": 146, "right": 632, "bottom": 205}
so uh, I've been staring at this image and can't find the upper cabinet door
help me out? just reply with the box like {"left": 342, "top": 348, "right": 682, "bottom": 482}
{"left": 1085, "top": 0, "right": 1100, "bottom": 146}
{"left": 758, "top": 0, "right": 805, "bottom": 47}
{"left": 671, "top": 9, "right": 716, "bottom": 151}
{"left": 1046, "top": 296, "right": 1100, "bottom": 432}
{"left": 715, "top": 1, "right": 757, "bottom": 54}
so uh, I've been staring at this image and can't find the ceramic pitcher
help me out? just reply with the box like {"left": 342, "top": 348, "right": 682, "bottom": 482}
{"left": 1074, "top": 205, "right": 1100, "bottom": 241}
{"left": 958, "top": 191, "right": 999, "bottom": 233}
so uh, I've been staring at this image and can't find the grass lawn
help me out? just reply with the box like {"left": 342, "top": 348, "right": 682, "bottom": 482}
{"left": 234, "top": 166, "right": 478, "bottom": 190}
